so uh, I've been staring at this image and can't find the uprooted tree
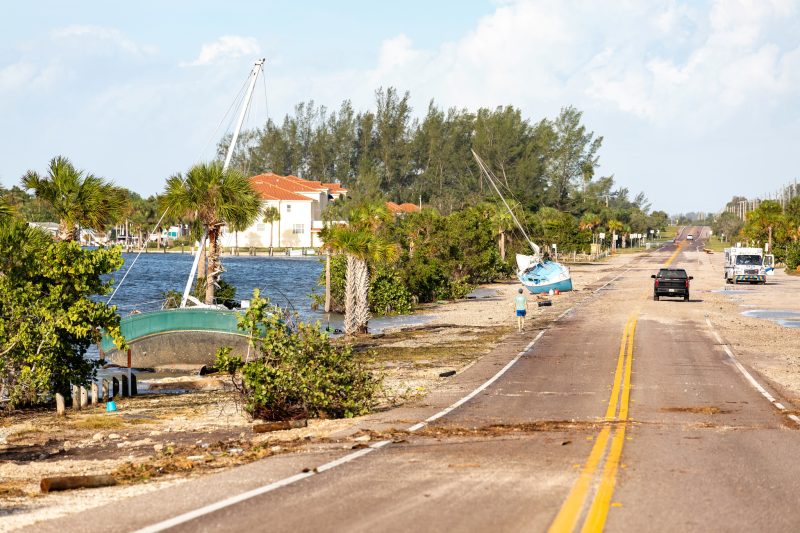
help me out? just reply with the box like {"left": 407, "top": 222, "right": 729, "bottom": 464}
{"left": 216, "top": 289, "right": 380, "bottom": 420}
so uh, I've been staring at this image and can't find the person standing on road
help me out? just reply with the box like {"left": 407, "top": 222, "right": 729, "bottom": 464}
{"left": 514, "top": 288, "right": 528, "bottom": 332}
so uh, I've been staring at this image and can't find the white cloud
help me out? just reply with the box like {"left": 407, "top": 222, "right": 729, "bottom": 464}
{"left": 52, "top": 25, "right": 158, "bottom": 56}
{"left": 182, "top": 36, "right": 261, "bottom": 67}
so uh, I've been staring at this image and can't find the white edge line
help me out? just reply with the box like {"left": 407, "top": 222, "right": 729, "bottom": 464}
{"left": 705, "top": 317, "right": 797, "bottom": 424}
{"left": 136, "top": 271, "right": 611, "bottom": 532}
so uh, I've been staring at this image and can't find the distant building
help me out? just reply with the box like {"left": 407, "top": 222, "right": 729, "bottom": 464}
{"left": 386, "top": 202, "right": 420, "bottom": 215}
{"left": 220, "top": 173, "right": 347, "bottom": 249}
{"left": 28, "top": 221, "right": 59, "bottom": 237}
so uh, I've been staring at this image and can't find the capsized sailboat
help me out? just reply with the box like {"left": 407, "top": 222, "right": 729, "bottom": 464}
{"left": 472, "top": 150, "right": 573, "bottom": 295}
{"left": 100, "top": 59, "right": 266, "bottom": 368}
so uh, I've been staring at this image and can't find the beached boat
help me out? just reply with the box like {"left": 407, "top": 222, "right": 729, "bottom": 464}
{"left": 101, "top": 60, "right": 266, "bottom": 368}
{"left": 472, "top": 150, "right": 573, "bottom": 295}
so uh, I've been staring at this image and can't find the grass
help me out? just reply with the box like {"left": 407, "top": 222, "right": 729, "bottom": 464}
{"left": 704, "top": 236, "right": 727, "bottom": 252}
{"left": 70, "top": 414, "right": 151, "bottom": 430}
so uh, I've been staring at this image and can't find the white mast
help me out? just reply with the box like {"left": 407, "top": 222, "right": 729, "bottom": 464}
{"left": 472, "top": 150, "right": 541, "bottom": 260}
{"left": 180, "top": 58, "right": 266, "bottom": 308}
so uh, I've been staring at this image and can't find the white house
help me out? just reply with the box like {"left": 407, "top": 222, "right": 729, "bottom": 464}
{"left": 220, "top": 173, "right": 347, "bottom": 249}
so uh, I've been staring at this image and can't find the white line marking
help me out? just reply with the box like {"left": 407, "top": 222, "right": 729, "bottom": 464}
{"left": 136, "top": 267, "right": 623, "bottom": 532}
{"left": 705, "top": 317, "right": 798, "bottom": 426}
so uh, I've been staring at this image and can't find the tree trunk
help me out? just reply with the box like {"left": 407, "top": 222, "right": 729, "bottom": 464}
{"left": 205, "top": 225, "right": 221, "bottom": 305}
{"left": 269, "top": 222, "right": 274, "bottom": 256}
{"left": 498, "top": 229, "right": 506, "bottom": 261}
{"left": 324, "top": 251, "right": 331, "bottom": 313}
{"left": 354, "top": 257, "right": 371, "bottom": 334}
{"left": 57, "top": 220, "right": 74, "bottom": 242}
{"left": 344, "top": 254, "right": 359, "bottom": 336}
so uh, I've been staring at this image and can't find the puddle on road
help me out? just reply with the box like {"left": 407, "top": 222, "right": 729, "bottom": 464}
{"left": 465, "top": 287, "right": 500, "bottom": 299}
{"left": 742, "top": 310, "right": 800, "bottom": 320}
{"left": 741, "top": 309, "right": 800, "bottom": 329}
{"left": 712, "top": 288, "right": 753, "bottom": 294}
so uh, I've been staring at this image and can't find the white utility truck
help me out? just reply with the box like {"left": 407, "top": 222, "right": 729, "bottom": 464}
{"left": 723, "top": 246, "right": 774, "bottom": 284}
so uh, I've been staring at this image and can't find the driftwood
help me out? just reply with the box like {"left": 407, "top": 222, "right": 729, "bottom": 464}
{"left": 252, "top": 420, "right": 308, "bottom": 433}
{"left": 40, "top": 475, "right": 117, "bottom": 493}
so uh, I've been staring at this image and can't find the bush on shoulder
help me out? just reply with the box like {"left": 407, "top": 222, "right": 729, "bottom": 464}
{"left": 216, "top": 289, "right": 380, "bottom": 420}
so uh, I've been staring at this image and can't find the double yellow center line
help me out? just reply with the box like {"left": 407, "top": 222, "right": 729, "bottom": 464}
{"left": 549, "top": 239, "right": 683, "bottom": 531}
{"left": 548, "top": 316, "right": 637, "bottom": 533}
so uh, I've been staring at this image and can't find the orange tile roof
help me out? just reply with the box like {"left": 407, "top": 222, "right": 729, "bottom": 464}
{"left": 386, "top": 202, "right": 420, "bottom": 214}
{"left": 250, "top": 172, "right": 347, "bottom": 197}
{"left": 250, "top": 180, "right": 312, "bottom": 201}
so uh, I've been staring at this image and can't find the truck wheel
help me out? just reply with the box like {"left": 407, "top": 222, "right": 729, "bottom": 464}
{"left": 684, "top": 295, "right": 689, "bottom": 301}
{"left": 653, "top": 295, "right": 659, "bottom": 301}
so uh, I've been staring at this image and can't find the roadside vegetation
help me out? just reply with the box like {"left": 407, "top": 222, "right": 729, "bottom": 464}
{"left": 715, "top": 196, "right": 800, "bottom": 272}
{"left": 0, "top": 92, "right": 674, "bottom": 409}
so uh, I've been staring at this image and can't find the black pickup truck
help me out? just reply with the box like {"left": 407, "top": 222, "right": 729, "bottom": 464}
{"left": 652, "top": 268, "right": 692, "bottom": 301}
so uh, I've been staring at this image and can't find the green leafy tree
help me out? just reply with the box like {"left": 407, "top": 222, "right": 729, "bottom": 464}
{"left": 743, "top": 200, "right": 787, "bottom": 249}
{"left": 712, "top": 211, "right": 744, "bottom": 242}
{"left": 544, "top": 106, "right": 603, "bottom": 211}
{"left": 161, "top": 162, "right": 261, "bottom": 304}
{"left": 0, "top": 219, "right": 125, "bottom": 407}
{"left": 22, "top": 155, "right": 128, "bottom": 241}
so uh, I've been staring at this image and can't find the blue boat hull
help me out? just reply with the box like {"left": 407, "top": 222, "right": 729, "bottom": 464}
{"left": 517, "top": 259, "right": 573, "bottom": 294}
{"left": 521, "top": 277, "right": 573, "bottom": 294}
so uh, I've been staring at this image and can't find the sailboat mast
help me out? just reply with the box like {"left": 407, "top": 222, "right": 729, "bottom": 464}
{"left": 472, "top": 150, "right": 540, "bottom": 259}
{"left": 223, "top": 58, "right": 265, "bottom": 172}
{"left": 180, "top": 58, "right": 265, "bottom": 308}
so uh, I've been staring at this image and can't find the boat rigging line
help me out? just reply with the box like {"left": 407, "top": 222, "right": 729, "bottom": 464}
{"left": 472, "top": 150, "right": 541, "bottom": 260}
{"left": 106, "top": 207, "right": 171, "bottom": 305}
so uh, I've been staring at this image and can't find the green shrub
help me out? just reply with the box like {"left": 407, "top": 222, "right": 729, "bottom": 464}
{"left": 0, "top": 221, "right": 125, "bottom": 408}
{"left": 217, "top": 289, "right": 380, "bottom": 420}
{"left": 369, "top": 266, "right": 413, "bottom": 315}
{"left": 784, "top": 241, "right": 800, "bottom": 272}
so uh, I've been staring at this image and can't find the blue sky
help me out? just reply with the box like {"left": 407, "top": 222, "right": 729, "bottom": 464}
{"left": 3, "top": 0, "right": 800, "bottom": 214}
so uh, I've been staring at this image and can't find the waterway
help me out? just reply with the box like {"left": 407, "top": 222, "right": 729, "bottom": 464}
{"left": 104, "top": 252, "right": 435, "bottom": 334}
{"left": 107, "top": 252, "right": 325, "bottom": 321}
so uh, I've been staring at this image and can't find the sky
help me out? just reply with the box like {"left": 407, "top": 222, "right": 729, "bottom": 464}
{"left": 2, "top": 0, "right": 800, "bottom": 215}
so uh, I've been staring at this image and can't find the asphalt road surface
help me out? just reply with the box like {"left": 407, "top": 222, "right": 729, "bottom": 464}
{"left": 29, "top": 226, "right": 800, "bottom": 532}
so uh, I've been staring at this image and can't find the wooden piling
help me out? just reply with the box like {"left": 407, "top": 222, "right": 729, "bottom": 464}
{"left": 55, "top": 393, "right": 65, "bottom": 416}
{"left": 102, "top": 379, "right": 109, "bottom": 402}
{"left": 72, "top": 384, "right": 80, "bottom": 411}
{"left": 91, "top": 382, "right": 99, "bottom": 404}
{"left": 80, "top": 386, "right": 88, "bottom": 408}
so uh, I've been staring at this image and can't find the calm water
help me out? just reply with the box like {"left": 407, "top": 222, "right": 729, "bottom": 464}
{"left": 104, "top": 252, "right": 435, "bottom": 333}
{"left": 106, "top": 252, "right": 325, "bottom": 322}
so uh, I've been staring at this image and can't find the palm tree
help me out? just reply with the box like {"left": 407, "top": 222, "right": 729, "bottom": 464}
{"left": 0, "top": 198, "right": 13, "bottom": 224}
{"left": 22, "top": 156, "right": 128, "bottom": 241}
{"left": 607, "top": 219, "right": 623, "bottom": 253}
{"left": 322, "top": 224, "right": 398, "bottom": 336}
{"left": 262, "top": 205, "right": 280, "bottom": 255}
{"left": 161, "top": 161, "right": 261, "bottom": 305}
{"left": 482, "top": 202, "right": 516, "bottom": 261}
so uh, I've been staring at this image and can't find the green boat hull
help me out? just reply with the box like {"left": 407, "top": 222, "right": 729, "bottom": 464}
{"left": 100, "top": 309, "right": 250, "bottom": 368}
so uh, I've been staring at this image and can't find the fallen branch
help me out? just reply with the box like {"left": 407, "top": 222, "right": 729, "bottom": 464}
{"left": 40, "top": 475, "right": 117, "bottom": 493}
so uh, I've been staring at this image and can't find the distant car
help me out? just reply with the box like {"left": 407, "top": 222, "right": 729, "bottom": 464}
{"left": 687, "top": 235, "right": 694, "bottom": 241}
{"left": 652, "top": 268, "right": 693, "bottom": 301}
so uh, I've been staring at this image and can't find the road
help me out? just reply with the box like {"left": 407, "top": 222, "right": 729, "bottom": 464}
{"left": 28, "top": 226, "right": 800, "bottom": 532}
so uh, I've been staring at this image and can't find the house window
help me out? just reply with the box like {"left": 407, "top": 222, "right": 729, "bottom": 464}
{"left": 256, "top": 224, "right": 266, "bottom": 232}
{"left": 286, "top": 204, "right": 292, "bottom": 212}
{"left": 292, "top": 224, "right": 305, "bottom": 234}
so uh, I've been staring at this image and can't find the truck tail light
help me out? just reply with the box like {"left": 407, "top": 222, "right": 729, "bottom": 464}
{"left": 655, "top": 279, "right": 659, "bottom": 287}
{"left": 685, "top": 279, "right": 689, "bottom": 288}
